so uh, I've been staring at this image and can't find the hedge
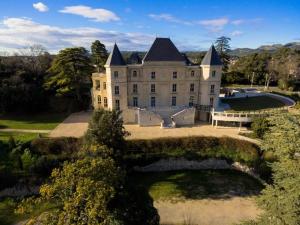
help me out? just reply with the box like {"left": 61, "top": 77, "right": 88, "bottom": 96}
{"left": 125, "top": 136, "right": 261, "bottom": 167}
{"left": 30, "top": 137, "right": 81, "bottom": 156}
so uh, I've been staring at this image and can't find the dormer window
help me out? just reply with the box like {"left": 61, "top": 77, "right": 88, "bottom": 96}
{"left": 151, "top": 72, "right": 156, "bottom": 79}
{"left": 212, "top": 70, "right": 216, "bottom": 77}
{"left": 191, "top": 70, "right": 195, "bottom": 77}
{"left": 114, "top": 71, "right": 118, "bottom": 78}
{"left": 133, "top": 70, "right": 137, "bottom": 77}
{"left": 173, "top": 72, "right": 177, "bottom": 79}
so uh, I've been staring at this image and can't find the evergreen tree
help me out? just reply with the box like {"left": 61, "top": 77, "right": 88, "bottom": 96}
{"left": 91, "top": 40, "right": 108, "bottom": 72}
{"left": 45, "top": 47, "right": 93, "bottom": 108}
{"left": 84, "top": 109, "right": 129, "bottom": 158}
{"left": 243, "top": 113, "right": 300, "bottom": 225}
{"left": 215, "top": 36, "right": 231, "bottom": 72}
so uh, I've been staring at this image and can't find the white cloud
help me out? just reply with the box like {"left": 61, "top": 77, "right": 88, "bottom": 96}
{"left": 231, "top": 19, "right": 244, "bottom": 25}
{"left": 230, "top": 30, "right": 243, "bottom": 36}
{"left": 231, "top": 18, "right": 263, "bottom": 25}
{"left": 33, "top": 2, "right": 48, "bottom": 12}
{"left": 0, "top": 17, "right": 154, "bottom": 53}
{"left": 59, "top": 5, "right": 120, "bottom": 22}
{"left": 149, "top": 13, "right": 192, "bottom": 26}
{"left": 197, "top": 18, "right": 229, "bottom": 32}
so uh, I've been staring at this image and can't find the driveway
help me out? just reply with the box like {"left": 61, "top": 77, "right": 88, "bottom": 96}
{"left": 49, "top": 111, "right": 257, "bottom": 143}
{"left": 49, "top": 111, "right": 91, "bottom": 138}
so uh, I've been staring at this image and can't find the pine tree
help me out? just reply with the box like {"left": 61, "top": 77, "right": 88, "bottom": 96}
{"left": 91, "top": 40, "right": 108, "bottom": 72}
{"left": 45, "top": 47, "right": 93, "bottom": 108}
{"left": 215, "top": 36, "right": 231, "bottom": 72}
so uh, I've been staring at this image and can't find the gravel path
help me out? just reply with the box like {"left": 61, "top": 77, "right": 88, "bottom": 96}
{"left": 48, "top": 111, "right": 258, "bottom": 144}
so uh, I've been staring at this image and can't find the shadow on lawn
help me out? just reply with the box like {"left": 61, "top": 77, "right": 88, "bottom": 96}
{"left": 132, "top": 169, "right": 264, "bottom": 201}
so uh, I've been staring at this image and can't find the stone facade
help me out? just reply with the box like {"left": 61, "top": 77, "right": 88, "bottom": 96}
{"left": 92, "top": 38, "right": 222, "bottom": 126}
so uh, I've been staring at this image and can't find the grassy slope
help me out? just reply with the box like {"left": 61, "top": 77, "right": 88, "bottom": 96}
{"left": 0, "top": 113, "right": 68, "bottom": 130}
{"left": 0, "top": 132, "right": 40, "bottom": 142}
{"left": 0, "top": 198, "right": 56, "bottom": 225}
{"left": 133, "top": 170, "right": 263, "bottom": 201}
{"left": 221, "top": 96, "right": 285, "bottom": 111}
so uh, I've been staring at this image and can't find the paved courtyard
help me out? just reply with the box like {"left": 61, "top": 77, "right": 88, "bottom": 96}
{"left": 49, "top": 111, "right": 256, "bottom": 143}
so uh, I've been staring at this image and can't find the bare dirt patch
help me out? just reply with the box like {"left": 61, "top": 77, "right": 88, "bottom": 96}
{"left": 156, "top": 197, "right": 262, "bottom": 225}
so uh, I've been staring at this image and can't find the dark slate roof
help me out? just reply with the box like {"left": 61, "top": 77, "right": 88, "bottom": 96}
{"left": 201, "top": 45, "right": 222, "bottom": 66}
{"left": 181, "top": 53, "right": 193, "bottom": 66}
{"left": 127, "top": 52, "right": 142, "bottom": 64}
{"left": 105, "top": 43, "right": 126, "bottom": 66}
{"left": 143, "top": 38, "right": 185, "bottom": 62}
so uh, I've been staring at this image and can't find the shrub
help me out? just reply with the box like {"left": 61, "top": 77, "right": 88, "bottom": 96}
{"left": 125, "top": 136, "right": 261, "bottom": 167}
{"left": 251, "top": 117, "right": 269, "bottom": 139}
{"left": 31, "top": 137, "right": 81, "bottom": 155}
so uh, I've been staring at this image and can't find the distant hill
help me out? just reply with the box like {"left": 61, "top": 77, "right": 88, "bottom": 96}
{"left": 230, "top": 42, "right": 300, "bottom": 57}
{"left": 119, "top": 42, "right": 300, "bottom": 62}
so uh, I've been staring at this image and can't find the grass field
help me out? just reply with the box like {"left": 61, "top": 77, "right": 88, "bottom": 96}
{"left": 133, "top": 170, "right": 263, "bottom": 201}
{"left": 0, "top": 132, "right": 40, "bottom": 142}
{"left": 0, "top": 198, "right": 56, "bottom": 225}
{"left": 221, "top": 96, "right": 286, "bottom": 111}
{"left": 0, "top": 113, "right": 68, "bottom": 130}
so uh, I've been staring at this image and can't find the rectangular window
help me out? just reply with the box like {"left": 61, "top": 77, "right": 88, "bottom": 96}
{"left": 189, "top": 96, "right": 194, "bottom": 107}
{"left": 97, "top": 95, "right": 101, "bottom": 104}
{"left": 151, "top": 72, "right": 156, "bottom": 79}
{"left": 114, "top": 71, "right": 118, "bottom": 78}
{"left": 104, "top": 97, "right": 108, "bottom": 107}
{"left": 151, "top": 84, "right": 155, "bottom": 93}
{"left": 210, "top": 97, "right": 214, "bottom": 106}
{"left": 151, "top": 97, "right": 156, "bottom": 107}
{"left": 212, "top": 70, "right": 216, "bottom": 77}
{"left": 95, "top": 80, "right": 100, "bottom": 90}
{"left": 210, "top": 85, "right": 215, "bottom": 94}
{"left": 103, "top": 82, "right": 106, "bottom": 90}
{"left": 191, "top": 70, "right": 195, "bottom": 77}
{"left": 115, "top": 99, "right": 120, "bottom": 110}
{"left": 172, "top": 96, "right": 176, "bottom": 106}
{"left": 173, "top": 71, "right": 177, "bottom": 79}
{"left": 172, "top": 84, "right": 177, "bottom": 92}
{"left": 190, "top": 83, "right": 195, "bottom": 92}
{"left": 133, "top": 84, "right": 138, "bottom": 93}
{"left": 133, "top": 97, "right": 138, "bottom": 107}
{"left": 133, "top": 70, "right": 137, "bottom": 77}
{"left": 115, "top": 86, "right": 119, "bottom": 95}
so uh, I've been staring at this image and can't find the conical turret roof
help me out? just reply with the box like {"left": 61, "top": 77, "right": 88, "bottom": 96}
{"left": 201, "top": 45, "right": 222, "bottom": 66}
{"left": 105, "top": 43, "right": 126, "bottom": 66}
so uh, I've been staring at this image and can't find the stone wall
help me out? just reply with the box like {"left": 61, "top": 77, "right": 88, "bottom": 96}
{"left": 138, "top": 108, "right": 162, "bottom": 126}
{"left": 172, "top": 107, "right": 196, "bottom": 126}
{"left": 134, "top": 158, "right": 265, "bottom": 183}
{"left": 122, "top": 108, "right": 138, "bottom": 124}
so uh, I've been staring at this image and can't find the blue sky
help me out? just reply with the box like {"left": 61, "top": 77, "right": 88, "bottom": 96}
{"left": 0, "top": 0, "right": 299, "bottom": 53}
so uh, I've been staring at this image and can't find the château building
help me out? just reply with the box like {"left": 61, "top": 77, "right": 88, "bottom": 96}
{"left": 91, "top": 37, "right": 222, "bottom": 127}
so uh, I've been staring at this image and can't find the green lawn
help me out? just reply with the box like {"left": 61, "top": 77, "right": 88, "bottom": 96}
{"left": 132, "top": 170, "right": 263, "bottom": 201}
{"left": 0, "top": 113, "right": 68, "bottom": 130}
{"left": 0, "top": 198, "right": 57, "bottom": 225}
{"left": 221, "top": 96, "right": 286, "bottom": 111}
{"left": 0, "top": 132, "right": 41, "bottom": 142}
